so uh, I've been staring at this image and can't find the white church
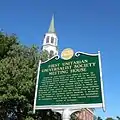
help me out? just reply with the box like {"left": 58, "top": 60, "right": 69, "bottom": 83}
{"left": 42, "top": 15, "right": 58, "bottom": 58}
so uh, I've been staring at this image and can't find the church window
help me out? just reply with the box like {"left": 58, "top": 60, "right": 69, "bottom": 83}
{"left": 51, "top": 37, "right": 54, "bottom": 43}
{"left": 50, "top": 50, "right": 54, "bottom": 58}
{"left": 54, "top": 38, "right": 56, "bottom": 45}
{"left": 46, "top": 36, "right": 49, "bottom": 43}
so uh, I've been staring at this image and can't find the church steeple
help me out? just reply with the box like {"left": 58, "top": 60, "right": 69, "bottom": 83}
{"left": 42, "top": 15, "right": 58, "bottom": 58}
{"left": 48, "top": 14, "right": 56, "bottom": 33}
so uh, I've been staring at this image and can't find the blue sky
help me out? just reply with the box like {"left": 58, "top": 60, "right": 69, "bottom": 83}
{"left": 0, "top": 0, "right": 120, "bottom": 119}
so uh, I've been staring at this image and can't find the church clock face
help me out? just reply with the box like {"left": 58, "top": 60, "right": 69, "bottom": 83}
{"left": 61, "top": 48, "right": 74, "bottom": 60}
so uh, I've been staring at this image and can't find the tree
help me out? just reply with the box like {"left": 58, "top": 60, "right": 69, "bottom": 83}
{"left": 0, "top": 31, "right": 18, "bottom": 60}
{"left": 0, "top": 31, "right": 61, "bottom": 120}
{"left": 117, "top": 116, "right": 120, "bottom": 120}
{"left": 105, "top": 117, "right": 114, "bottom": 120}
{"left": 97, "top": 116, "right": 103, "bottom": 120}
{"left": 0, "top": 32, "right": 40, "bottom": 119}
{"left": 40, "top": 50, "right": 49, "bottom": 62}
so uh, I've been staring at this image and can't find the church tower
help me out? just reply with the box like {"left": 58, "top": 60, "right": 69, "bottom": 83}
{"left": 42, "top": 15, "right": 58, "bottom": 57}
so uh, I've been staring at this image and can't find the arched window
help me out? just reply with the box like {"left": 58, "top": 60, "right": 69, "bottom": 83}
{"left": 51, "top": 37, "right": 54, "bottom": 43}
{"left": 46, "top": 36, "right": 49, "bottom": 43}
{"left": 49, "top": 50, "right": 54, "bottom": 58}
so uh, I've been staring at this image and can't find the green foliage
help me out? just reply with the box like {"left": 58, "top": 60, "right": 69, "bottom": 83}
{"left": 0, "top": 31, "right": 18, "bottom": 60}
{"left": 0, "top": 32, "right": 61, "bottom": 120}
{"left": 40, "top": 50, "right": 49, "bottom": 62}
{"left": 105, "top": 117, "right": 114, "bottom": 120}
{"left": 25, "top": 116, "right": 34, "bottom": 120}
{"left": 0, "top": 33, "right": 40, "bottom": 119}
{"left": 117, "top": 116, "right": 120, "bottom": 120}
{"left": 97, "top": 116, "right": 103, "bottom": 120}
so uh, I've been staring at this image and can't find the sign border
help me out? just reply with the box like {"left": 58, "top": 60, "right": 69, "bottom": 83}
{"left": 35, "top": 103, "right": 103, "bottom": 110}
{"left": 33, "top": 60, "right": 41, "bottom": 113}
{"left": 33, "top": 51, "right": 105, "bottom": 113}
{"left": 98, "top": 51, "right": 106, "bottom": 111}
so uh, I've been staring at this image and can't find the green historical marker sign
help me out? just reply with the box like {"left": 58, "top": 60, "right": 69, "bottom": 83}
{"left": 33, "top": 50, "right": 105, "bottom": 113}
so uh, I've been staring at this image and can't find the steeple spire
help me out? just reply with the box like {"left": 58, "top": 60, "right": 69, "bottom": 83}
{"left": 42, "top": 14, "right": 58, "bottom": 57}
{"left": 48, "top": 14, "right": 56, "bottom": 33}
